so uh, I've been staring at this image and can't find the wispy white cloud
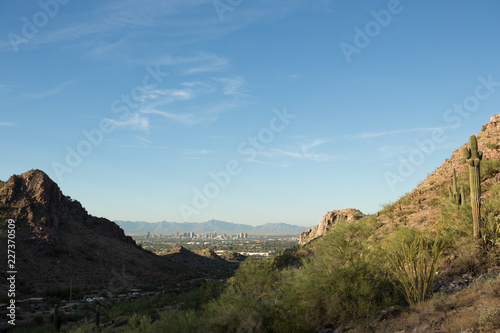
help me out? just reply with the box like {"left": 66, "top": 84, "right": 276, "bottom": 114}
{"left": 0, "top": 122, "right": 16, "bottom": 127}
{"left": 115, "top": 144, "right": 169, "bottom": 149}
{"left": 185, "top": 56, "right": 229, "bottom": 74}
{"left": 274, "top": 139, "right": 341, "bottom": 162}
{"left": 141, "top": 88, "right": 195, "bottom": 104}
{"left": 135, "top": 136, "right": 151, "bottom": 144}
{"left": 153, "top": 53, "right": 230, "bottom": 75}
{"left": 184, "top": 149, "right": 213, "bottom": 155}
{"left": 182, "top": 149, "right": 213, "bottom": 159}
{"left": 347, "top": 126, "right": 455, "bottom": 139}
{"left": 0, "top": 84, "right": 17, "bottom": 93}
{"left": 213, "top": 77, "right": 245, "bottom": 96}
{"left": 135, "top": 75, "right": 245, "bottom": 126}
{"left": 0, "top": 0, "right": 334, "bottom": 54}
{"left": 106, "top": 113, "right": 150, "bottom": 131}
{"left": 140, "top": 109, "right": 213, "bottom": 126}
{"left": 84, "top": 36, "right": 131, "bottom": 58}
{"left": 22, "top": 80, "right": 74, "bottom": 99}
{"left": 0, "top": 1, "right": 213, "bottom": 52}
{"left": 252, "top": 139, "right": 344, "bottom": 163}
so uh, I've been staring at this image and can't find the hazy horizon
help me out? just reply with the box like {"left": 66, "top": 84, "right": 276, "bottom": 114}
{"left": 1, "top": 1, "right": 499, "bottom": 226}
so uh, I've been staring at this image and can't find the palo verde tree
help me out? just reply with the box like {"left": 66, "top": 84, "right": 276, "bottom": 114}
{"left": 462, "top": 135, "right": 483, "bottom": 239}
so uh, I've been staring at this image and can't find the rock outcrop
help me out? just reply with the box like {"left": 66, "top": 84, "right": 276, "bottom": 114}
{"left": 0, "top": 170, "right": 233, "bottom": 294}
{"left": 0, "top": 169, "right": 135, "bottom": 244}
{"left": 299, "top": 208, "right": 365, "bottom": 245}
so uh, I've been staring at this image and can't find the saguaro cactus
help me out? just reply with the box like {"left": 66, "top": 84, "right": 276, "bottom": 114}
{"left": 95, "top": 309, "right": 100, "bottom": 332}
{"left": 460, "top": 185, "right": 466, "bottom": 207}
{"left": 53, "top": 305, "right": 61, "bottom": 332}
{"left": 449, "top": 168, "right": 461, "bottom": 206}
{"left": 462, "top": 135, "right": 483, "bottom": 239}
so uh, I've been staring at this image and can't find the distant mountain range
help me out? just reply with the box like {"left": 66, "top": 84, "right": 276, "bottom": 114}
{"left": 115, "top": 219, "right": 309, "bottom": 235}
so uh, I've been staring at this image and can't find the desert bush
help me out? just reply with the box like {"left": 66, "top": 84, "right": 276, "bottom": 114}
{"left": 273, "top": 248, "right": 301, "bottom": 269}
{"left": 481, "top": 159, "right": 500, "bottom": 180}
{"left": 385, "top": 227, "right": 445, "bottom": 306}
{"left": 152, "top": 310, "right": 207, "bottom": 333}
{"left": 278, "top": 220, "right": 400, "bottom": 331}
{"left": 485, "top": 142, "right": 499, "bottom": 150}
{"left": 202, "top": 259, "right": 281, "bottom": 332}
{"left": 482, "top": 184, "right": 500, "bottom": 246}
{"left": 428, "top": 292, "right": 453, "bottom": 312}
{"left": 206, "top": 292, "right": 275, "bottom": 333}
{"left": 126, "top": 313, "right": 153, "bottom": 332}
{"left": 10, "top": 324, "right": 55, "bottom": 333}
{"left": 479, "top": 306, "right": 500, "bottom": 327}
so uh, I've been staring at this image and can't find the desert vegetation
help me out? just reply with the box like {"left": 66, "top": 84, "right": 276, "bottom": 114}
{"left": 39, "top": 176, "right": 496, "bottom": 332}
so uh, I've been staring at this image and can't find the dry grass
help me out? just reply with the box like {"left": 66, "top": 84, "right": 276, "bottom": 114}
{"left": 371, "top": 273, "right": 500, "bottom": 332}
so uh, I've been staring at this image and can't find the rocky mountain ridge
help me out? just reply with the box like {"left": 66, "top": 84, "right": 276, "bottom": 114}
{"left": 0, "top": 170, "right": 234, "bottom": 295}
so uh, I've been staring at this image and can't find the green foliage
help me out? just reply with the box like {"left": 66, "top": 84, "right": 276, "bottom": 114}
{"left": 479, "top": 306, "right": 500, "bottom": 327}
{"left": 485, "top": 142, "right": 499, "bottom": 150}
{"left": 204, "top": 259, "right": 280, "bottom": 332}
{"left": 278, "top": 220, "right": 401, "bottom": 331}
{"left": 10, "top": 324, "right": 55, "bottom": 333}
{"left": 175, "top": 279, "right": 226, "bottom": 311}
{"left": 384, "top": 227, "right": 445, "bottom": 306}
{"left": 273, "top": 247, "right": 301, "bottom": 270}
{"left": 482, "top": 183, "right": 500, "bottom": 246}
{"left": 481, "top": 158, "right": 500, "bottom": 180}
{"left": 126, "top": 313, "right": 153, "bottom": 332}
{"left": 152, "top": 310, "right": 207, "bottom": 333}
{"left": 428, "top": 292, "right": 453, "bottom": 312}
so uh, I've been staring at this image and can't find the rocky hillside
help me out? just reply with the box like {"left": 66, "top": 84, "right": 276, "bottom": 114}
{"left": 296, "top": 114, "right": 500, "bottom": 332}
{"left": 304, "top": 114, "right": 500, "bottom": 242}
{"left": 0, "top": 170, "right": 233, "bottom": 295}
{"left": 299, "top": 208, "right": 365, "bottom": 245}
{"left": 374, "top": 113, "right": 500, "bottom": 233}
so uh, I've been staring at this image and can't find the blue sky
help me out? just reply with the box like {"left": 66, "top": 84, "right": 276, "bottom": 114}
{"left": 1, "top": 1, "right": 500, "bottom": 226}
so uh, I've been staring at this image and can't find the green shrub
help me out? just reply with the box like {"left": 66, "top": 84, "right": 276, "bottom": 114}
{"left": 204, "top": 259, "right": 280, "bottom": 332}
{"left": 385, "top": 228, "right": 445, "bottom": 306}
{"left": 481, "top": 159, "right": 500, "bottom": 180}
{"left": 486, "top": 142, "right": 499, "bottom": 150}
{"left": 482, "top": 183, "right": 500, "bottom": 246}
{"left": 153, "top": 310, "right": 207, "bottom": 333}
{"left": 479, "top": 306, "right": 500, "bottom": 327}
{"left": 127, "top": 313, "right": 153, "bottom": 332}
{"left": 278, "top": 220, "right": 400, "bottom": 331}
{"left": 428, "top": 292, "right": 453, "bottom": 312}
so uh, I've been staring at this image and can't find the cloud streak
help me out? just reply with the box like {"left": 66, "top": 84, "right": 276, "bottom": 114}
{"left": 0, "top": 122, "right": 16, "bottom": 127}
{"left": 22, "top": 80, "right": 74, "bottom": 99}
{"left": 106, "top": 113, "right": 150, "bottom": 131}
{"left": 252, "top": 139, "right": 345, "bottom": 163}
{"left": 347, "top": 126, "right": 455, "bottom": 139}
